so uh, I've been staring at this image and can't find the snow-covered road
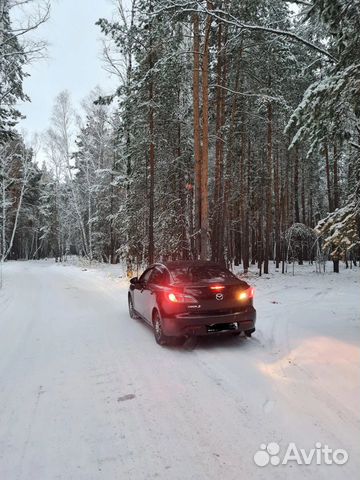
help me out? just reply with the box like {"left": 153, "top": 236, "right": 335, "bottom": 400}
{"left": 0, "top": 261, "right": 359, "bottom": 480}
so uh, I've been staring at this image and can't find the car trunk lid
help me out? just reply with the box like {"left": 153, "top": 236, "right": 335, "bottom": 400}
{"left": 181, "top": 280, "right": 250, "bottom": 314}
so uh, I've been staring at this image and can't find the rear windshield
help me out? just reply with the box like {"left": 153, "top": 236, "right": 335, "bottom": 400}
{"left": 169, "top": 265, "right": 237, "bottom": 284}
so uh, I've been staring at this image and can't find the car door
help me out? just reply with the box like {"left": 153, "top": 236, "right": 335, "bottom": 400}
{"left": 142, "top": 266, "right": 169, "bottom": 321}
{"left": 133, "top": 268, "right": 153, "bottom": 320}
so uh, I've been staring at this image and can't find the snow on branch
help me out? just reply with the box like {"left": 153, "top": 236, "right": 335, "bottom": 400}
{"left": 152, "top": 1, "right": 337, "bottom": 62}
{"left": 315, "top": 198, "right": 360, "bottom": 256}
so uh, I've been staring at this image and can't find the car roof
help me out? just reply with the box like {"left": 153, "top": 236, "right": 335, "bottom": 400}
{"left": 146, "top": 261, "right": 245, "bottom": 286}
{"left": 161, "top": 260, "right": 225, "bottom": 270}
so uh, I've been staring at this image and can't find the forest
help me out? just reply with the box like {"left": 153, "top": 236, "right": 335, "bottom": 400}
{"left": 1, "top": 0, "right": 359, "bottom": 275}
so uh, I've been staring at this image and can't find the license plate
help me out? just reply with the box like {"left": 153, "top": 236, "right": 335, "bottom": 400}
{"left": 207, "top": 322, "right": 238, "bottom": 333}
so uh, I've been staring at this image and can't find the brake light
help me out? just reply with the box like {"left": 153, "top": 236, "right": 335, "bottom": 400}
{"left": 167, "top": 292, "right": 197, "bottom": 304}
{"left": 210, "top": 285, "right": 225, "bottom": 291}
{"left": 168, "top": 293, "right": 177, "bottom": 302}
{"left": 238, "top": 287, "right": 254, "bottom": 301}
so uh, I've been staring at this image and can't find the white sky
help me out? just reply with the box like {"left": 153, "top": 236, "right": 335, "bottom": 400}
{"left": 18, "top": 0, "right": 117, "bottom": 138}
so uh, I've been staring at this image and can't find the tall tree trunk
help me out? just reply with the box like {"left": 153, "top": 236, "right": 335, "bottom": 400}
{"left": 274, "top": 147, "right": 281, "bottom": 269}
{"left": 148, "top": 1, "right": 155, "bottom": 264}
{"left": 243, "top": 136, "right": 251, "bottom": 273}
{"left": 4, "top": 163, "right": 28, "bottom": 261}
{"left": 281, "top": 146, "right": 287, "bottom": 273}
{"left": 301, "top": 160, "right": 306, "bottom": 224}
{"left": 213, "top": 21, "right": 227, "bottom": 264}
{"left": 264, "top": 96, "right": 273, "bottom": 274}
{"left": 213, "top": 20, "right": 223, "bottom": 262}
{"left": 176, "top": 92, "right": 188, "bottom": 259}
{"left": 110, "top": 141, "right": 117, "bottom": 264}
{"left": 125, "top": 0, "right": 135, "bottom": 273}
{"left": 257, "top": 202, "right": 263, "bottom": 276}
{"left": 200, "top": 10, "right": 211, "bottom": 260}
{"left": 239, "top": 111, "right": 246, "bottom": 269}
{"left": 294, "top": 146, "right": 300, "bottom": 223}
{"left": 333, "top": 142, "right": 339, "bottom": 210}
{"left": 309, "top": 188, "right": 314, "bottom": 227}
{"left": 324, "top": 143, "right": 333, "bottom": 212}
{"left": 284, "top": 137, "right": 290, "bottom": 229}
{"left": 192, "top": 13, "right": 201, "bottom": 259}
{"left": 223, "top": 59, "right": 241, "bottom": 266}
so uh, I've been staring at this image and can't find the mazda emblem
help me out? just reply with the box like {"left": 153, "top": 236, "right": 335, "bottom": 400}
{"left": 216, "top": 293, "right": 224, "bottom": 301}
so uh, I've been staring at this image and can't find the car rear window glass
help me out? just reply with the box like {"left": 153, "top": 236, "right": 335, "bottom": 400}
{"left": 139, "top": 268, "right": 153, "bottom": 283}
{"left": 169, "top": 265, "right": 236, "bottom": 283}
{"left": 149, "top": 268, "right": 170, "bottom": 285}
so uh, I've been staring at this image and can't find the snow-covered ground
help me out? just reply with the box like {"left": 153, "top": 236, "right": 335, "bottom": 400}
{"left": 0, "top": 260, "right": 359, "bottom": 480}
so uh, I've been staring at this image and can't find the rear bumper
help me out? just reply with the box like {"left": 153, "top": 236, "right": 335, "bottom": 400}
{"left": 162, "top": 306, "right": 256, "bottom": 337}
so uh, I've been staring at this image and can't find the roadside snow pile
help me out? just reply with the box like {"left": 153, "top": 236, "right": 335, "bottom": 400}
{"left": 58, "top": 256, "right": 131, "bottom": 287}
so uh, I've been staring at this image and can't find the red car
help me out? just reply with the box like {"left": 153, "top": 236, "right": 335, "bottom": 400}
{"left": 128, "top": 261, "right": 256, "bottom": 346}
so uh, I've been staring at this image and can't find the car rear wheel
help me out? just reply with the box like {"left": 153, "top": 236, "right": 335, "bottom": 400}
{"left": 153, "top": 311, "right": 170, "bottom": 346}
{"left": 128, "top": 295, "right": 137, "bottom": 319}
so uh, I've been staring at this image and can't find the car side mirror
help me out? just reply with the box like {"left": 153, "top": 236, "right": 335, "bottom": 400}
{"left": 130, "top": 277, "right": 138, "bottom": 285}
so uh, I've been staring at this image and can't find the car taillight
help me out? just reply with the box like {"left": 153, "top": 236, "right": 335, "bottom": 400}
{"left": 168, "top": 292, "right": 178, "bottom": 302}
{"left": 238, "top": 287, "right": 254, "bottom": 301}
{"left": 167, "top": 292, "right": 197, "bottom": 304}
{"left": 210, "top": 285, "right": 225, "bottom": 291}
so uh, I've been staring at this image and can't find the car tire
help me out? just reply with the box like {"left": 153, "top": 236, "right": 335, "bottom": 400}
{"left": 153, "top": 311, "right": 170, "bottom": 346}
{"left": 128, "top": 295, "right": 137, "bottom": 319}
{"left": 245, "top": 328, "right": 255, "bottom": 337}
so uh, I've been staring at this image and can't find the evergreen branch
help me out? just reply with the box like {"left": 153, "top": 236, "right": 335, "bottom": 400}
{"left": 152, "top": 1, "right": 337, "bottom": 63}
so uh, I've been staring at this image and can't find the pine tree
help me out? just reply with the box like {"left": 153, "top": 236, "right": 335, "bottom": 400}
{"left": 0, "top": 0, "right": 29, "bottom": 137}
